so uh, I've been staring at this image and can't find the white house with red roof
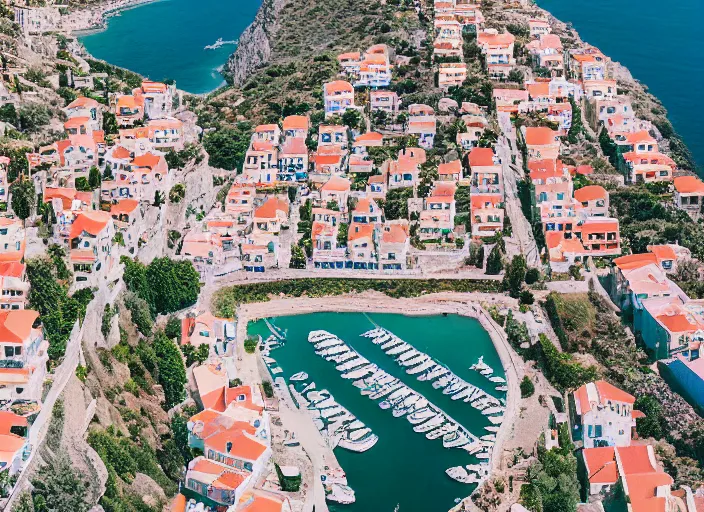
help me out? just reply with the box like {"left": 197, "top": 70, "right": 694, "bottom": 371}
{"left": 0, "top": 263, "right": 28, "bottom": 311}
{"left": 573, "top": 380, "right": 641, "bottom": 448}
{"left": 406, "top": 104, "right": 436, "bottom": 149}
{"left": 132, "top": 81, "right": 175, "bottom": 120}
{"left": 0, "top": 310, "right": 47, "bottom": 404}
{"left": 311, "top": 208, "right": 345, "bottom": 270}
{"left": 68, "top": 210, "right": 116, "bottom": 289}
{"left": 477, "top": 30, "right": 516, "bottom": 78}
{"left": 379, "top": 220, "right": 409, "bottom": 272}
{"left": 419, "top": 182, "right": 456, "bottom": 241}
{"left": 323, "top": 80, "right": 355, "bottom": 118}
{"left": 673, "top": 176, "right": 704, "bottom": 218}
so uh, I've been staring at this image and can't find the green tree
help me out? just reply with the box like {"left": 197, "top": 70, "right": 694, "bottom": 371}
{"left": 203, "top": 122, "right": 252, "bottom": 171}
{"left": 153, "top": 330, "right": 187, "bottom": 409}
{"left": 337, "top": 222, "right": 349, "bottom": 247}
{"left": 164, "top": 316, "right": 181, "bottom": 340}
{"left": 520, "top": 375, "right": 535, "bottom": 398}
{"left": 17, "top": 104, "right": 51, "bottom": 132}
{"left": 12, "top": 490, "right": 34, "bottom": 512}
{"left": 10, "top": 175, "right": 36, "bottom": 222}
{"left": 145, "top": 258, "right": 201, "bottom": 315}
{"left": 123, "top": 292, "right": 153, "bottom": 336}
{"left": 520, "top": 290, "right": 535, "bottom": 305}
{"left": 88, "top": 165, "right": 101, "bottom": 190}
{"left": 30, "top": 454, "right": 90, "bottom": 512}
{"left": 102, "top": 112, "right": 118, "bottom": 135}
{"left": 502, "top": 254, "right": 527, "bottom": 298}
{"left": 341, "top": 109, "right": 362, "bottom": 131}
{"left": 289, "top": 244, "right": 307, "bottom": 269}
{"left": 525, "top": 267, "right": 541, "bottom": 285}
{"left": 634, "top": 394, "right": 666, "bottom": 439}
{"left": 0, "top": 104, "right": 17, "bottom": 124}
{"left": 485, "top": 244, "right": 504, "bottom": 275}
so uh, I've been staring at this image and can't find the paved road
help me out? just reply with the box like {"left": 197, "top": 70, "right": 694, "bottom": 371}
{"left": 497, "top": 112, "right": 540, "bottom": 267}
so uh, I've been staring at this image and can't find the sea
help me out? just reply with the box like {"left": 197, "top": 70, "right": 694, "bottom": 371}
{"left": 79, "top": 0, "right": 262, "bottom": 94}
{"left": 247, "top": 312, "right": 506, "bottom": 512}
{"left": 537, "top": 0, "right": 704, "bottom": 171}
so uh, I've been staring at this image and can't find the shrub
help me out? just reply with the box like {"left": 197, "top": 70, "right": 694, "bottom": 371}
{"left": 520, "top": 376, "right": 535, "bottom": 398}
{"left": 525, "top": 268, "right": 541, "bottom": 285}
{"left": 123, "top": 292, "right": 153, "bottom": 336}
{"left": 169, "top": 183, "right": 186, "bottom": 203}
{"left": 164, "top": 316, "right": 181, "bottom": 340}
{"left": 485, "top": 244, "right": 504, "bottom": 275}
{"left": 244, "top": 336, "right": 258, "bottom": 354}
{"left": 275, "top": 463, "right": 302, "bottom": 492}
{"left": 153, "top": 330, "right": 187, "bottom": 409}
{"left": 519, "top": 290, "right": 534, "bottom": 305}
{"left": 262, "top": 381, "right": 274, "bottom": 398}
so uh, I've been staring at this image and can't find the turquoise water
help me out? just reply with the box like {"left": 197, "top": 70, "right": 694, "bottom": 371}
{"left": 537, "top": 0, "right": 703, "bottom": 171}
{"left": 248, "top": 313, "right": 505, "bottom": 512}
{"left": 79, "top": 0, "right": 261, "bottom": 94}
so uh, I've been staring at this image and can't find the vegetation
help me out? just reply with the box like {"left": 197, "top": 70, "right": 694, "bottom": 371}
{"left": 533, "top": 334, "right": 598, "bottom": 393}
{"left": 213, "top": 278, "right": 501, "bottom": 317}
{"left": 152, "top": 330, "right": 187, "bottom": 409}
{"left": 27, "top": 454, "right": 91, "bottom": 512}
{"left": 202, "top": 123, "right": 252, "bottom": 170}
{"left": 520, "top": 376, "right": 535, "bottom": 398}
{"left": 122, "top": 256, "right": 201, "bottom": 315}
{"left": 27, "top": 256, "right": 93, "bottom": 360}
{"left": 520, "top": 436, "right": 580, "bottom": 512}
{"left": 10, "top": 175, "right": 36, "bottom": 222}
{"left": 544, "top": 292, "right": 596, "bottom": 352}
{"left": 502, "top": 255, "right": 526, "bottom": 298}
{"left": 485, "top": 244, "right": 504, "bottom": 275}
{"left": 123, "top": 292, "right": 153, "bottom": 336}
{"left": 275, "top": 463, "right": 302, "bottom": 492}
{"left": 244, "top": 336, "right": 259, "bottom": 354}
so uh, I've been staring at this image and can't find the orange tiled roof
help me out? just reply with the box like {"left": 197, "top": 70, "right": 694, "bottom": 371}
{"left": 525, "top": 127, "right": 558, "bottom": 146}
{"left": 68, "top": 210, "right": 112, "bottom": 239}
{"left": 583, "top": 447, "right": 618, "bottom": 485}
{"left": 674, "top": 176, "right": 704, "bottom": 195}
{"left": 574, "top": 185, "right": 607, "bottom": 203}
{"left": 468, "top": 148, "right": 496, "bottom": 167}
{"left": 438, "top": 159, "right": 462, "bottom": 175}
{"left": 0, "top": 310, "right": 39, "bottom": 345}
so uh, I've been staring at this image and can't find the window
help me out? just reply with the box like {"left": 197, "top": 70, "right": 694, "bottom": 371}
{"left": 4, "top": 346, "right": 13, "bottom": 357}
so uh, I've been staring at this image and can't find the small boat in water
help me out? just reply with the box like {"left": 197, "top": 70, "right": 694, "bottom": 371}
{"left": 326, "top": 483, "right": 356, "bottom": 504}
{"left": 373, "top": 333, "right": 391, "bottom": 345}
{"left": 381, "top": 338, "right": 403, "bottom": 351}
{"left": 408, "top": 359, "right": 434, "bottom": 375}
{"left": 338, "top": 433, "right": 378, "bottom": 453}
{"left": 330, "top": 352, "right": 357, "bottom": 364}
{"left": 370, "top": 382, "right": 402, "bottom": 400}
{"left": 414, "top": 415, "right": 444, "bottom": 433}
{"left": 443, "top": 430, "right": 470, "bottom": 448}
{"left": 445, "top": 466, "right": 480, "bottom": 484}
{"left": 379, "top": 400, "right": 392, "bottom": 410}
{"left": 496, "top": 385, "right": 508, "bottom": 392}
{"left": 362, "top": 328, "right": 383, "bottom": 338}
{"left": 387, "top": 343, "right": 411, "bottom": 356}
{"left": 489, "top": 376, "right": 505, "bottom": 383}
{"left": 433, "top": 375, "right": 452, "bottom": 390}
{"left": 401, "top": 354, "right": 429, "bottom": 367}
{"left": 485, "top": 426, "right": 500, "bottom": 433}
{"left": 315, "top": 337, "right": 343, "bottom": 350}
{"left": 290, "top": 371, "right": 308, "bottom": 382}
{"left": 336, "top": 357, "right": 368, "bottom": 372}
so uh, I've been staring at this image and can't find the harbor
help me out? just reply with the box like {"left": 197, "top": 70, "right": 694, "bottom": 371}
{"left": 248, "top": 311, "right": 510, "bottom": 512}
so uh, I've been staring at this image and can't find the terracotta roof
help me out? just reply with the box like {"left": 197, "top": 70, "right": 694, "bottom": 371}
{"left": 66, "top": 97, "right": 100, "bottom": 109}
{"left": 647, "top": 245, "right": 677, "bottom": 263}
{"left": 614, "top": 252, "right": 659, "bottom": 271}
{"left": 324, "top": 80, "right": 354, "bottom": 95}
{"left": 239, "top": 491, "right": 288, "bottom": 512}
{"left": 282, "top": 115, "right": 309, "bottom": 131}
{"left": 574, "top": 185, "right": 607, "bottom": 203}
{"left": 525, "top": 127, "right": 558, "bottom": 146}
{"left": 0, "top": 433, "right": 26, "bottom": 464}
{"left": 468, "top": 148, "right": 496, "bottom": 167}
{"left": 355, "top": 132, "right": 383, "bottom": 143}
{"left": 438, "top": 159, "right": 462, "bottom": 175}
{"left": 348, "top": 222, "right": 374, "bottom": 241}
{"left": 0, "top": 262, "right": 24, "bottom": 279}
{"left": 0, "top": 310, "right": 39, "bottom": 344}
{"left": 254, "top": 197, "right": 289, "bottom": 219}
{"left": 169, "top": 494, "right": 187, "bottom": 512}
{"left": 527, "top": 82, "right": 550, "bottom": 98}
{"left": 68, "top": 210, "right": 112, "bottom": 239}
{"left": 381, "top": 223, "right": 408, "bottom": 243}
{"left": 321, "top": 176, "right": 351, "bottom": 192}
{"left": 280, "top": 137, "right": 307, "bottom": 155}
{"left": 110, "top": 199, "right": 139, "bottom": 215}
{"left": 204, "top": 429, "right": 267, "bottom": 462}
{"left": 131, "top": 152, "right": 162, "bottom": 170}
{"left": 674, "top": 176, "right": 704, "bottom": 195}
{"left": 583, "top": 447, "right": 618, "bottom": 485}
{"left": 0, "top": 411, "right": 28, "bottom": 435}
{"left": 64, "top": 116, "right": 90, "bottom": 129}
{"left": 656, "top": 313, "right": 698, "bottom": 333}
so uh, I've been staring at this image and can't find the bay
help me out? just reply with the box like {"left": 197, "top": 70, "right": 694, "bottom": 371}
{"left": 248, "top": 312, "right": 506, "bottom": 512}
{"left": 79, "top": 0, "right": 261, "bottom": 94}
{"left": 536, "top": 0, "right": 704, "bottom": 171}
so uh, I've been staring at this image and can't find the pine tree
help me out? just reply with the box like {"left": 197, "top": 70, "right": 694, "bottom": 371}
{"left": 88, "top": 165, "right": 101, "bottom": 190}
{"left": 485, "top": 244, "right": 504, "bottom": 275}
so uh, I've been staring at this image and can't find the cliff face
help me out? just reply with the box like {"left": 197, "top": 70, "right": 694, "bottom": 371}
{"left": 224, "top": 0, "right": 285, "bottom": 86}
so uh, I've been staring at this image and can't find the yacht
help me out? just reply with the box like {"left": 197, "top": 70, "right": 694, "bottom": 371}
{"left": 413, "top": 415, "right": 444, "bottom": 433}
{"left": 290, "top": 372, "right": 308, "bottom": 382}
{"left": 443, "top": 431, "right": 470, "bottom": 448}
{"left": 407, "top": 407, "right": 435, "bottom": 425}
{"left": 397, "top": 350, "right": 419, "bottom": 363}
{"left": 489, "top": 376, "right": 505, "bottom": 383}
{"left": 408, "top": 359, "right": 434, "bottom": 375}
{"left": 320, "top": 405, "right": 345, "bottom": 419}
{"left": 387, "top": 343, "right": 411, "bottom": 356}
{"left": 446, "top": 466, "right": 478, "bottom": 483}
{"left": 338, "top": 433, "right": 379, "bottom": 453}
{"left": 392, "top": 395, "right": 419, "bottom": 417}
{"left": 361, "top": 328, "right": 383, "bottom": 338}
{"left": 427, "top": 423, "right": 456, "bottom": 440}
{"left": 484, "top": 426, "right": 500, "bottom": 433}
{"left": 369, "top": 382, "right": 402, "bottom": 400}
{"left": 326, "top": 483, "right": 356, "bottom": 504}
{"left": 315, "top": 338, "right": 343, "bottom": 350}
{"left": 482, "top": 406, "right": 505, "bottom": 416}
{"left": 381, "top": 338, "right": 403, "bottom": 351}
{"left": 330, "top": 352, "right": 357, "bottom": 364}
{"left": 309, "top": 330, "right": 337, "bottom": 343}
{"left": 401, "top": 354, "right": 429, "bottom": 367}
{"left": 318, "top": 345, "right": 349, "bottom": 357}
{"left": 451, "top": 386, "right": 474, "bottom": 401}
{"left": 433, "top": 375, "right": 452, "bottom": 390}
{"left": 336, "top": 357, "right": 368, "bottom": 372}
{"left": 342, "top": 364, "right": 378, "bottom": 380}
{"left": 488, "top": 415, "right": 503, "bottom": 425}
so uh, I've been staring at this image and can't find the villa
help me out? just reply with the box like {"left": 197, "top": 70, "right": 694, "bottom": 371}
{"left": 572, "top": 380, "right": 639, "bottom": 448}
{"left": 470, "top": 194, "right": 504, "bottom": 238}
{"left": 379, "top": 221, "right": 409, "bottom": 272}
{"left": 524, "top": 127, "right": 561, "bottom": 162}
{"left": 477, "top": 30, "right": 516, "bottom": 78}
{"left": 673, "top": 175, "right": 704, "bottom": 219}
{"left": 323, "top": 80, "right": 355, "bottom": 118}
{"left": 573, "top": 185, "right": 609, "bottom": 217}
{"left": 0, "top": 310, "right": 47, "bottom": 404}
{"left": 419, "top": 182, "right": 456, "bottom": 241}
{"left": 370, "top": 90, "right": 400, "bottom": 117}
{"left": 68, "top": 210, "right": 117, "bottom": 289}
{"left": 406, "top": 104, "right": 436, "bottom": 149}
{"left": 0, "top": 263, "right": 28, "bottom": 311}
{"left": 438, "top": 62, "right": 467, "bottom": 91}
{"left": 181, "top": 311, "right": 236, "bottom": 357}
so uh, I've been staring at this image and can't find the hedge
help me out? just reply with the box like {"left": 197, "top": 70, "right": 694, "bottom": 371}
{"left": 212, "top": 278, "right": 502, "bottom": 317}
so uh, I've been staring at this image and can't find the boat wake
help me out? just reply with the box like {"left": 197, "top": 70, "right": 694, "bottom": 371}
{"left": 204, "top": 37, "right": 238, "bottom": 50}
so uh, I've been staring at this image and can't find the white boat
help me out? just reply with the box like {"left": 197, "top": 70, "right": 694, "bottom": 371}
{"left": 481, "top": 434, "right": 497, "bottom": 442}
{"left": 476, "top": 452, "right": 491, "bottom": 460}
{"left": 342, "top": 364, "right": 377, "bottom": 380}
{"left": 480, "top": 368, "right": 494, "bottom": 376}
{"left": 348, "top": 428, "right": 372, "bottom": 441}
{"left": 338, "top": 433, "right": 378, "bottom": 453}
{"left": 482, "top": 406, "right": 505, "bottom": 416}
{"left": 470, "top": 356, "right": 488, "bottom": 370}
{"left": 489, "top": 376, "right": 505, "bottom": 383}
{"left": 290, "top": 372, "right": 308, "bottom": 382}
{"left": 443, "top": 378, "right": 463, "bottom": 395}
{"left": 485, "top": 426, "right": 500, "bottom": 433}
{"left": 433, "top": 375, "right": 452, "bottom": 389}
{"left": 373, "top": 333, "right": 391, "bottom": 345}
{"left": 388, "top": 387, "right": 410, "bottom": 402}
{"left": 392, "top": 395, "right": 419, "bottom": 417}
{"left": 421, "top": 366, "right": 449, "bottom": 382}
{"left": 408, "top": 359, "right": 435, "bottom": 375}
{"left": 446, "top": 466, "right": 479, "bottom": 483}
{"left": 387, "top": 343, "right": 411, "bottom": 356}
{"left": 313, "top": 418, "right": 324, "bottom": 430}
{"left": 336, "top": 357, "right": 368, "bottom": 372}
{"left": 315, "top": 338, "right": 343, "bottom": 350}
{"left": 413, "top": 415, "right": 444, "bottom": 433}
{"left": 362, "top": 328, "right": 383, "bottom": 338}
{"left": 315, "top": 397, "right": 336, "bottom": 409}
{"left": 271, "top": 367, "right": 283, "bottom": 375}
{"left": 301, "top": 381, "right": 315, "bottom": 393}
{"left": 401, "top": 354, "right": 429, "bottom": 367}
{"left": 451, "top": 386, "right": 474, "bottom": 401}
{"left": 427, "top": 423, "right": 455, "bottom": 440}
{"left": 330, "top": 352, "right": 357, "bottom": 364}
{"left": 488, "top": 415, "right": 504, "bottom": 425}
{"left": 381, "top": 338, "right": 403, "bottom": 351}
{"left": 309, "top": 330, "right": 336, "bottom": 343}
{"left": 326, "top": 483, "right": 356, "bottom": 504}
{"left": 397, "top": 350, "right": 419, "bottom": 363}
{"left": 496, "top": 385, "right": 508, "bottom": 392}
{"left": 262, "top": 356, "right": 277, "bottom": 365}
{"left": 407, "top": 407, "right": 435, "bottom": 425}
{"left": 320, "top": 405, "right": 345, "bottom": 419}
{"left": 370, "top": 382, "right": 402, "bottom": 400}
{"left": 318, "top": 345, "right": 349, "bottom": 357}
{"left": 443, "top": 431, "right": 470, "bottom": 448}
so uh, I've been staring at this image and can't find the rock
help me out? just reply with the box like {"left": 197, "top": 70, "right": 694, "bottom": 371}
{"left": 130, "top": 473, "right": 167, "bottom": 506}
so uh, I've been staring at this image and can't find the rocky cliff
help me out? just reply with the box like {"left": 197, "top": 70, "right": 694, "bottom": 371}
{"left": 224, "top": 0, "right": 285, "bottom": 86}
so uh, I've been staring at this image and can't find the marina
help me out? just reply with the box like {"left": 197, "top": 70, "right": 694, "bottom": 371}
{"left": 249, "top": 312, "right": 507, "bottom": 512}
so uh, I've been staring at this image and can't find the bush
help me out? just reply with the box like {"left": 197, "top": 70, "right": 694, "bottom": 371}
{"left": 244, "top": 337, "right": 258, "bottom": 354}
{"left": 169, "top": 183, "right": 186, "bottom": 203}
{"left": 153, "top": 330, "right": 187, "bottom": 409}
{"left": 525, "top": 268, "right": 541, "bottom": 285}
{"left": 275, "top": 463, "right": 301, "bottom": 492}
{"left": 123, "top": 292, "right": 153, "bottom": 336}
{"left": 520, "top": 376, "right": 535, "bottom": 398}
{"left": 485, "top": 244, "right": 504, "bottom": 275}
{"left": 203, "top": 123, "right": 252, "bottom": 170}
{"left": 262, "top": 381, "right": 274, "bottom": 398}
{"left": 519, "top": 290, "right": 534, "bottom": 305}
{"left": 164, "top": 316, "right": 181, "bottom": 340}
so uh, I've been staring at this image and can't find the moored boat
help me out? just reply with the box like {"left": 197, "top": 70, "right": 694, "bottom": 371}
{"left": 290, "top": 371, "right": 308, "bottom": 382}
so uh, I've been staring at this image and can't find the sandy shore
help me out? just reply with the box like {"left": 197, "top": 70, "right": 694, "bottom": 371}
{"left": 62, "top": 0, "right": 161, "bottom": 35}
{"left": 233, "top": 291, "right": 525, "bottom": 510}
